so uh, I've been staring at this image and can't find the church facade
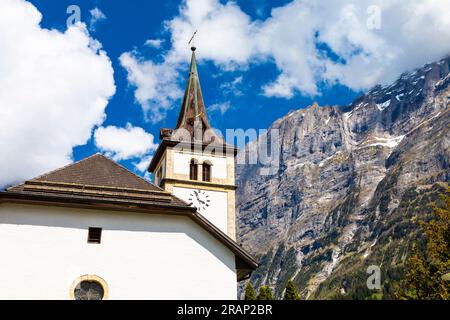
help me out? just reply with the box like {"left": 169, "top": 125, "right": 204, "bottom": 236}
{"left": 0, "top": 47, "right": 257, "bottom": 300}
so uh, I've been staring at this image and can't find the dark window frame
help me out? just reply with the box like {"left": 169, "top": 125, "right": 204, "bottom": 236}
{"left": 202, "top": 162, "right": 212, "bottom": 182}
{"left": 87, "top": 227, "right": 102, "bottom": 244}
{"left": 189, "top": 159, "right": 198, "bottom": 180}
{"left": 156, "top": 167, "right": 162, "bottom": 186}
{"left": 74, "top": 280, "right": 105, "bottom": 300}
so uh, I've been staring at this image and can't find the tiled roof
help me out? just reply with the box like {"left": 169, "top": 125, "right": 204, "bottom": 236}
{"left": 7, "top": 153, "right": 187, "bottom": 208}
{"left": 18, "top": 153, "right": 159, "bottom": 190}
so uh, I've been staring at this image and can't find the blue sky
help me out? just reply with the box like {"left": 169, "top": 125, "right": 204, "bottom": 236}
{"left": 1, "top": 0, "right": 449, "bottom": 187}
{"left": 29, "top": 0, "right": 359, "bottom": 170}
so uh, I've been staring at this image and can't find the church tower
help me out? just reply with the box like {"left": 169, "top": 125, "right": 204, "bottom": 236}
{"left": 148, "top": 47, "right": 238, "bottom": 240}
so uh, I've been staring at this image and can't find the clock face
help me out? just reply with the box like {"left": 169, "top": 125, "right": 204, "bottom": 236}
{"left": 188, "top": 189, "right": 211, "bottom": 213}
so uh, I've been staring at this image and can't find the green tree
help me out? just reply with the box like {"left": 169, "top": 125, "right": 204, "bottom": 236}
{"left": 244, "top": 282, "right": 257, "bottom": 300}
{"left": 396, "top": 188, "right": 450, "bottom": 299}
{"left": 257, "top": 286, "right": 274, "bottom": 300}
{"left": 283, "top": 280, "right": 300, "bottom": 300}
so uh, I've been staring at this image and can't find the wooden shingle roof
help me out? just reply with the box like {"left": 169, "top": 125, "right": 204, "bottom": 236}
{"left": 10, "top": 153, "right": 160, "bottom": 191}
{"left": 7, "top": 153, "right": 186, "bottom": 208}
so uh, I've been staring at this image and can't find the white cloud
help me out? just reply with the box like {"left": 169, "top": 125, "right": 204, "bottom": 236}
{"left": 89, "top": 8, "right": 106, "bottom": 31}
{"left": 208, "top": 102, "right": 232, "bottom": 115}
{"left": 144, "top": 39, "right": 164, "bottom": 48}
{"left": 166, "top": 0, "right": 258, "bottom": 67}
{"left": 94, "top": 123, "right": 157, "bottom": 161}
{"left": 121, "top": 0, "right": 450, "bottom": 115}
{"left": 133, "top": 155, "right": 154, "bottom": 173}
{"left": 0, "top": 0, "right": 115, "bottom": 188}
{"left": 220, "top": 76, "right": 244, "bottom": 96}
{"left": 119, "top": 52, "right": 183, "bottom": 123}
{"left": 263, "top": 75, "right": 300, "bottom": 99}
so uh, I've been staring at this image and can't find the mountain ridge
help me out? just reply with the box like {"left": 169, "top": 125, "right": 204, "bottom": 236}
{"left": 236, "top": 55, "right": 450, "bottom": 299}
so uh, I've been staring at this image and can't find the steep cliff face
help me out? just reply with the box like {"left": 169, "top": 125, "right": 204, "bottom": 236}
{"left": 236, "top": 56, "right": 450, "bottom": 299}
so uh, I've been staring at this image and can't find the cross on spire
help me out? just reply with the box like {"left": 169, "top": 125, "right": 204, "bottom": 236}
{"left": 188, "top": 30, "right": 197, "bottom": 49}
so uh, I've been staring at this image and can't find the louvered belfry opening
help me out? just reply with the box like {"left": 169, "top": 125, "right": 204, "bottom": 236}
{"left": 202, "top": 163, "right": 211, "bottom": 182}
{"left": 189, "top": 159, "right": 198, "bottom": 180}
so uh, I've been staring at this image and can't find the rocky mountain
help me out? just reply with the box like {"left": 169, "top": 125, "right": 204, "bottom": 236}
{"left": 236, "top": 56, "right": 450, "bottom": 299}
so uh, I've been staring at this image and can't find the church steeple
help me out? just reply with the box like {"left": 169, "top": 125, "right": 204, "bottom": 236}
{"left": 159, "top": 46, "right": 217, "bottom": 143}
{"left": 176, "top": 47, "right": 211, "bottom": 132}
{"left": 148, "top": 45, "right": 239, "bottom": 241}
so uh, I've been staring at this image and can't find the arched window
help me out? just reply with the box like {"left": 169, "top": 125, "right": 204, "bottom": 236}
{"left": 202, "top": 162, "right": 211, "bottom": 182}
{"left": 74, "top": 280, "right": 104, "bottom": 300}
{"left": 70, "top": 275, "right": 108, "bottom": 300}
{"left": 189, "top": 159, "right": 198, "bottom": 180}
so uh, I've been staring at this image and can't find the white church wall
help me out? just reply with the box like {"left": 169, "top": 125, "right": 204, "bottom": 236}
{"left": 0, "top": 204, "right": 237, "bottom": 300}
{"left": 172, "top": 187, "right": 228, "bottom": 234}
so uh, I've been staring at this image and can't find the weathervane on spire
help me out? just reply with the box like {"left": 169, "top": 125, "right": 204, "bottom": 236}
{"left": 188, "top": 30, "right": 197, "bottom": 51}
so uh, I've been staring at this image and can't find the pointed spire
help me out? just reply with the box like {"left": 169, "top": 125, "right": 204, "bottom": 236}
{"left": 174, "top": 47, "right": 212, "bottom": 140}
